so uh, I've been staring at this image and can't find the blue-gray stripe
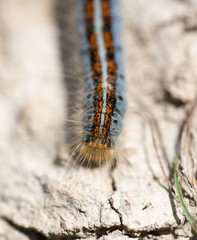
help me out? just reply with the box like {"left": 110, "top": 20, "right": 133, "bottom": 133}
{"left": 109, "top": 0, "right": 126, "bottom": 137}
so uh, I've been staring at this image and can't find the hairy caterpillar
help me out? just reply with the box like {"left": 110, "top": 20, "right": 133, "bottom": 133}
{"left": 70, "top": 0, "right": 126, "bottom": 166}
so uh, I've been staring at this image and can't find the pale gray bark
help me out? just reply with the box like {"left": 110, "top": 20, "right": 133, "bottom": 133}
{"left": 0, "top": 0, "right": 197, "bottom": 239}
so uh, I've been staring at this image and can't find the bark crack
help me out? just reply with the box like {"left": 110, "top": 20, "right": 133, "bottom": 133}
{"left": 108, "top": 198, "right": 124, "bottom": 232}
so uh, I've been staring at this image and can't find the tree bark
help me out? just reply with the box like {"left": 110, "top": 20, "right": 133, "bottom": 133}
{"left": 0, "top": 0, "right": 197, "bottom": 239}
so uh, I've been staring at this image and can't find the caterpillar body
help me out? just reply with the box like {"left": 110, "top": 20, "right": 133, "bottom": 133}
{"left": 74, "top": 0, "right": 126, "bottom": 166}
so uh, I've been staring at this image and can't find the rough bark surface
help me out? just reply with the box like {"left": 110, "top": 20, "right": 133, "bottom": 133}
{"left": 0, "top": 0, "right": 197, "bottom": 239}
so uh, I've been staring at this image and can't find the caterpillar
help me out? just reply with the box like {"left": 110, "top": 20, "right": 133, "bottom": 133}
{"left": 72, "top": 0, "right": 126, "bottom": 166}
